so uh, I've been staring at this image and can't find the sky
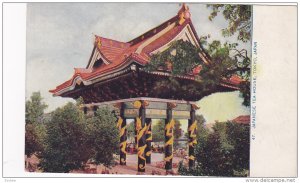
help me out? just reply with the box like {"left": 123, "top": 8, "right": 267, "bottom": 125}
{"left": 26, "top": 3, "right": 251, "bottom": 125}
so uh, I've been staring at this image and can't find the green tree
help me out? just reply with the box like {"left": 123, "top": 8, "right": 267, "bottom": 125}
{"left": 152, "top": 119, "right": 182, "bottom": 148}
{"left": 145, "top": 5, "right": 252, "bottom": 106}
{"left": 25, "top": 92, "right": 48, "bottom": 169}
{"left": 195, "top": 115, "right": 209, "bottom": 138}
{"left": 85, "top": 107, "right": 119, "bottom": 167}
{"left": 145, "top": 39, "right": 250, "bottom": 106}
{"left": 145, "top": 40, "right": 200, "bottom": 76}
{"left": 39, "top": 102, "right": 89, "bottom": 173}
{"left": 206, "top": 4, "right": 252, "bottom": 106}
{"left": 179, "top": 131, "right": 233, "bottom": 176}
{"left": 204, "top": 40, "right": 251, "bottom": 106}
{"left": 152, "top": 120, "right": 165, "bottom": 142}
{"left": 184, "top": 115, "right": 209, "bottom": 140}
{"left": 127, "top": 121, "right": 135, "bottom": 143}
{"left": 26, "top": 91, "right": 48, "bottom": 124}
{"left": 173, "top": 120, "right": 182, "bottom": 149}
{"left": 25, "top": 124, "right": 43, "bottom": 157}
{"left": 179, "top": 131, "right": 234, "bottom": 176}
{"left": 179, "top": 121, "right": 250, "bottom": 177}
{"left": 213, "top": 122, "right": 234, "bottom": 150}
{"left": 199, "top": 132, "right": 233, "bottom": 176}
{"left": 207, "top": 4, "right": 252, "bottom": 42}
{"left": 226, "top": 122, "right": 250, "bottom": 174}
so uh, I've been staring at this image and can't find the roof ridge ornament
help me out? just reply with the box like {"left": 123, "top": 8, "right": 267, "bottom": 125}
{"left": 178, "top": 3, "right": 191, "bottom": 25}
{"left": 95, "top": 35, "right": 102, "bottom": 48}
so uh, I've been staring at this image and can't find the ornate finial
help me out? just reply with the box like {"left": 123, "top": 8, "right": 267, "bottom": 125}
{"left": 113, "top": 102, "right": 122, "bottom": 109}
{"left": 95, "top": 35, "right": 102, "bottom": 48}
{"left": 167, "top": 102, "right": 177, "bottom": 109}
{"left": 178, "top": 3, "right": 191, "bottom": 25}
{"left": 142, "top": 100, "right": 149, "bottom": 107}
{"left": 191, "top": 104, "right": 200, "bottom": 110}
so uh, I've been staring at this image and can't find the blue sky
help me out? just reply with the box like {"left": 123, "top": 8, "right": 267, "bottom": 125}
{"left": 26, "top": 3, "right": 251, "bottom": 124}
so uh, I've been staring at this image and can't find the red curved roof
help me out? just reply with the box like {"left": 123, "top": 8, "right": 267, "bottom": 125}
{"left": 50, "top": 4, "right": 242, "bottom": 96}
{"left": 233, "top": 115, "right": 250, "bottom": 124}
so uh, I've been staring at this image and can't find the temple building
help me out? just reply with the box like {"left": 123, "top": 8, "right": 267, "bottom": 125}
{"left": 50, "top": 4, "right": 241, "bottom": 174}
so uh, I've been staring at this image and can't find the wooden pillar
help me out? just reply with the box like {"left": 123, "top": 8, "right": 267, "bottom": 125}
{"left": 165, "top": 103, "right": 175, "bottom": 172}
{"left": 134, "top": 120, "right": 137, "bottom": 149}
{"left": 116, "top": 103, "right": 127, "bottom": 165}
{"left": 188, "top": 105, "right": 197, "bottom": 168}
{"left": 135, "top": 101, "right": 146, "bottom": 173}
{"left": 145, "top": 118, "right": 152, "bottom": 164}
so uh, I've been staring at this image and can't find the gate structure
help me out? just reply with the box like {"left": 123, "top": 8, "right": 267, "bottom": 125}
{"left": 50, "top": 4, "right": 240, "bottom": 174}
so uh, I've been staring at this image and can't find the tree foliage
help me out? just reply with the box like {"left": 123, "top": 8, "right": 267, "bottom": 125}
{"left": 152, "top": 120, "right": 165, "bottom": 142}
{"left": 206, "top": 4, "right": 252, "bottom": 106}
{"left": 152, "top": 119, "right": 182, "bottom": 144}
{"left": 206, "top": 40, "right": 250, "bottom": 79}
{"left": 85, "top": 107, "right": 119, "bottom": 167}
{"left": 226, "top": 122, "right": 250, "bottom": 172}
{"left": 195, "top": 115, "right": 209, "bottom": 139}
{"left": 25, "top": 92, "right": 47, "bottom": 158}
{"left": 26, "top": 91, "right": 48, "bottom": 124}
{"left": 185, "top": 115, "right": 209, "bottom": 140}
{"left": 126, "top": 121, "right": 136, "bottom": 143}
{"left": 207, "top": 4, "right": 252, "bottom": 42}
{"left": 39, "top": 102, "right": 89, "bottom": 173}
{"left": 38, "top": 102, "right": 119, "bottom": 172}
{"left": 206, "top": 40, "right": 251, "bottom": 106}
{"left": 145, "top": 40, "right": 200, "bottom": 76}
{"left": 25, "top": 124, "right": 43, "bottom": 157}
{"left": 145, "top": 39, "right": 250, "bottom": 106}
{"left": 145, "top": 40, "right": 218, "bottom": 100}
{"left": 179, "top": 121, "right": 249, "bottom": 177}
{"left": 173, "top": 120, "right": 182, "bottom": 148}
{"left": 145, "top": 4, "right": 252, "bottom": 106}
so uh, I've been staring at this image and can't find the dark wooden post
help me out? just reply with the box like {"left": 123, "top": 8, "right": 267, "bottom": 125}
{"left": 134, "top": 120, "right": 137, "bottom": 150}
{"left": 188, "top": 104, "right": 198, "bottom": 168}
{"left": 116, "top": 103, "right": 127, "bottom": 165}
{"left": 165, "top": 103, "right": 175, "bottom": 172}
{"left": 135, "top": 101, "right": 146, "bottom": 173}
{"left": 145, "top": 118, "right": 152, "bottom": 164}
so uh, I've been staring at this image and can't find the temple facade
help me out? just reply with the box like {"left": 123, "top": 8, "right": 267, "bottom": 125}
{"left": 50, "top": 4, "right": 240, "bottom": 174}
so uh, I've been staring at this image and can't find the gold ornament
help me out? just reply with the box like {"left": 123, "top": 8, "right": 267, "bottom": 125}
{"left": 133, "top": 101, "right": 142, "bottom": 108}
{"left": 135, "top": 117, "right": 142, "bottom": 131}
{"left": 188, "top": 120, "right": 197, "bottom": 147}
{"left": 139, "top": 163, "right": 145, "bottom": 170}
{"left": 146, "top": 151, "right": 151, "bottom": 157}
{"left": 165, "top": 136, "right": 174, "bottom": 147}
{"left": 189, "top": 155, "right": 195, "bottom": 160}
{"left": 164, "top": 153, "right": 173, "bottom": 162}
{"left": 178, "top": 12, "right": 185, "bottom": 25}
{"left": 120, "top": 141, "right": 127, "bottom": 154}
{"left": 116, "top": 117, "right": 123, "bottom": 129}
{"left": 138, "top": 144, "right": 147, "bottom": 161}
{"left": 121, "top": 158, "right": 126, "bottom": 163}
{"left": 165, "top": 119, "right": 175, "bottom": 137}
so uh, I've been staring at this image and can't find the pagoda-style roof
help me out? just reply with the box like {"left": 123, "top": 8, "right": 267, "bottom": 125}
{"left": 50, "top": 4, "right": 241, "bottom": 103}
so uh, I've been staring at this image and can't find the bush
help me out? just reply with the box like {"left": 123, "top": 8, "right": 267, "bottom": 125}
{"left": 178, "top": 121, "right": 249, "bottom": 177}
{"left": 39, "top": 102, "right": 89, "bottom": 173}
{"left": 85, "top": 107, "right": 119, "bottom": 167}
